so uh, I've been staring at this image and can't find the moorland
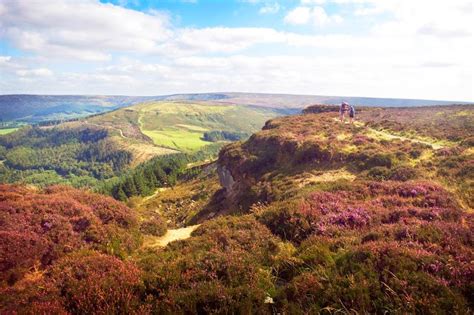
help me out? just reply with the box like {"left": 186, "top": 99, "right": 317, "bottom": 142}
{"left": 0, "top": 99, "right": 473, "bottom": 314}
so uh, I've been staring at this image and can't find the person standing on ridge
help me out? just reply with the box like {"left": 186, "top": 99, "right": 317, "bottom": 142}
{"left": 349, "top": 103, "right": 356, "bottom": 124}
{"left": 339, "top": 101, "right": 349, "bottom": 123}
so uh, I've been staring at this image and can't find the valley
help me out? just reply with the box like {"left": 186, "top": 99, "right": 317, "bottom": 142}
{"left": 0, "top": 100, "right": 284, "bottom": 189}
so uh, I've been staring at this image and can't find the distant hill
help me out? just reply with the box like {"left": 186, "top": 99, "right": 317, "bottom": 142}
{"left": 162, "top": 92, "right": 471, "bottom": 108}
{"left": 1, "top": 93, "right": 470, "bottom": 124}
{"left": 0, "top": 95, "right": 159, "bottom": 123}
{"left": 83, "top": 100, "right": 286, "bottom": 158}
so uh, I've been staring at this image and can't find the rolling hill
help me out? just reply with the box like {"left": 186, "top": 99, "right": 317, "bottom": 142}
{"left": 161, "top": 92, "right": 470, "bottom": 109}
{"left": 0, "top": 100, "right": 286, "bottom": 188}
{"left": 83, "top": 101, "right": 287, "bottom": 153}
{"left": 1, "top": 93, "right": 469, "bottom": 126}
{"left": 133, "top": 104, "right": 473, "bottom": 313}
{"left": 0, "top": 95, "right": 158, "bottom": 123}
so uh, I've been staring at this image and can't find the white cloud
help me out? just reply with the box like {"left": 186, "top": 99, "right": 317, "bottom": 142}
{"left": 0, "top": 0, "right": 472, "bottom": 101}
{"left": 259, "top": 3, "right": 280, "bottom": 14}
{"left": 354, "top": 6, "right": 384, "bottom": 16}
{"left": 284, "top": 7, "right": 312, "bottom": 25}
{"left": 0, "top": 0, "right": 171, "bottom": 61}
{"left": 284, "top": 6, "right": 343, "bottom": 26}
{"left": 0, "top": 56, "right": 12, "bottom": 64}
{"left": 301, "top": 0, "right": 326, "bottom": 4}
{"left": 16, "top": 68, "right": 53, "bottom": 77}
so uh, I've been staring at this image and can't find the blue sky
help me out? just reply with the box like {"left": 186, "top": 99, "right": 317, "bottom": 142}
{"left": 0, "top": 0, "right": 472, "bottom": 101}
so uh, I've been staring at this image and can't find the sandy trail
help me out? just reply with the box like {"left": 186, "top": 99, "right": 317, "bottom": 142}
{"left": 143, "top": 224, "right": 201, "bottom": 248}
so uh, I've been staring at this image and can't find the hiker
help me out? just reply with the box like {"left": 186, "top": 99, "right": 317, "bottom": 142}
{"left": 349, "top": 103, "right": 355, "bottom": 124}
{"left": 339, "top": 101, "right": 349, "bottom": 122}
{"left": 339, "top": 101, "right": 355, "bottom": 124}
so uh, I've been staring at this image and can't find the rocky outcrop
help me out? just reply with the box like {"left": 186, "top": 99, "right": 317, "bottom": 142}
{"left": 217, "top": 164, "right": 236, "bottom": 195}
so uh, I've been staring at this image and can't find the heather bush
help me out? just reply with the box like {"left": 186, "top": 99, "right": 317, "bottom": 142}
{"left": 138, "top": 216, "right": 281, "bottom": 314}
{"left": 0, "top": 184, "right": 140, "bottom": 286}
{"left": 0, "top": 274, "right": 66, "bottom": 314}
{"left": 367, "top": 166, "right": 390, "bottom": 180}
{"left": 139, "top": 216, "right": 167, "bottom": 236}
{"left": 364, "top": 153, "right": 394, "bottom": 169}
{"left": 50, "top": 250, "right": 143, "bottom": 314}
{"left": 388, "top": 165, "right": 419, "bottom": 181}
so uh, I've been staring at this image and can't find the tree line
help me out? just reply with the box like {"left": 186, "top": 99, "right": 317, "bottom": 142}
{"left": 101, "top": 143, "right": 223, "bottom": 201}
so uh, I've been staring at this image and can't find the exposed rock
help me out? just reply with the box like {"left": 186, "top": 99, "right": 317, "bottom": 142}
{"left": 217, "top": 164, "right": 235, "bottom": 194}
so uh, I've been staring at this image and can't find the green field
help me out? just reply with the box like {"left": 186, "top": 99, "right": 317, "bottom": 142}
{"left": 87, "top": 101, "right": 284, "bottom": 154}
{"left": 142, "top": 128, "right": 211, "bottom": 151}
{"left": 0, "top": 128, "right": 19, "bottom": 135}
{"left": 136, "top": 102, "right": 282, "bottom": 152}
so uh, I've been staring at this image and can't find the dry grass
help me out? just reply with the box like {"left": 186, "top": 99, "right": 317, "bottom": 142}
{"left": 296, "top": 169, "right": 356, "bottom": 188}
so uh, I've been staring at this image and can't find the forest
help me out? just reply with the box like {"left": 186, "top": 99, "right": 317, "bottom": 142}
{"left": 202, "top": 130, "right": 250, "bottom": 142}
{"left": 0, "top": 126, "right": 132, "bottom": 187}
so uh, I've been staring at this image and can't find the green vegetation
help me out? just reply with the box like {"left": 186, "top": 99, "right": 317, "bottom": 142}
{"left": 0, "top": 100, "right": 274, "bottom": 189}
{"left": 99, "top": 144, "right": 222, "bottom": 201}
{"left": 202, "top": 130, "right": 250, "bottom": 142}
{"left": 0, "top": 126, "right": 132, "bottom": 188}
{"left": 0, "top": 128, "right": 19, "bottom": 135}
{"left": 142, "top": 129, "right": 210, "bottom": 151}
{"left": 86, "top": 101, "right": 283, "bottom": 153}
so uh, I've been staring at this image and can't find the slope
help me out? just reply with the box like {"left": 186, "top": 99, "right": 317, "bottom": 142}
{"left": 117, "top": 104, "right": 473, "bottom": 313}
{"left": 0, "top": 95, "right": 159, "bottom": 123}
{"left": 1, "top": 104, "right": 473, "bottom": 314}
{"left": 85, "top": 100, "right": 285, "bottom": 154}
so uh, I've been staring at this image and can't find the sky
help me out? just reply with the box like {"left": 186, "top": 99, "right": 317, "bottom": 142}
{"left": 0, "top": 0, "right": 472, "bottom": 101}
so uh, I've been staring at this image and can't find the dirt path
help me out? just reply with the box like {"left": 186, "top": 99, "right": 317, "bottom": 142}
{"left": 365, "top": 127, "right": 448, "bottom": 150}
{"left": 143, "top": 224, "right": 201, "bottom": 248}
{"left": 335, "top": 118, "right": 450, "bottom": 149}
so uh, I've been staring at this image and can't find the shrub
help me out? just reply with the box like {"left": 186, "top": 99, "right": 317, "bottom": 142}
{"left": 365, "top": 153, "right": 394, "bottom": 169}
{"left": 389, "top": 166, "right": 419, "bottom": 181}
{"left": 138, "top": 216, "right": 281, "bottom": 314}
{"left": 367, "top": 166, "right": 390, "bottom": 180}
{"left": 140, "top": 216, "right": 167, "bottom": 236}
{"left": 49, "top": 250, "right": 143, "bottom": 314}
{"left": 0, "top": 184, "right": 140, "bottom": 285}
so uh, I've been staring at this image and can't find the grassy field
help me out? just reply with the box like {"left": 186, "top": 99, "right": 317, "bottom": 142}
{"left": 85, "top": 101, "right": 283, "bottom": 155}
{"left": 0, "top": 128, "right": 19, "bottom": 135}
{"left": 136, "top": 101, "right": 282, "bottom": 152}
{"left": 141, "top": 129, "right": 210, "bottom": 151}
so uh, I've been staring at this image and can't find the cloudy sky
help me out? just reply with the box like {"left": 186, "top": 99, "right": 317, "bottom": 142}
{"left": 0, "top": 0, "right": 472, "bottom": 101}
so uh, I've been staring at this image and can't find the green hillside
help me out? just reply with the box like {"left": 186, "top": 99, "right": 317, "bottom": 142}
{"left": 0, "top": 128, "right": 18, "bottom": 135}
{"left": 0, "top": 101, "right": 284, "bottom": 189}
{"left": 86, "top": 101, "right": 284, "bottom": 154}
